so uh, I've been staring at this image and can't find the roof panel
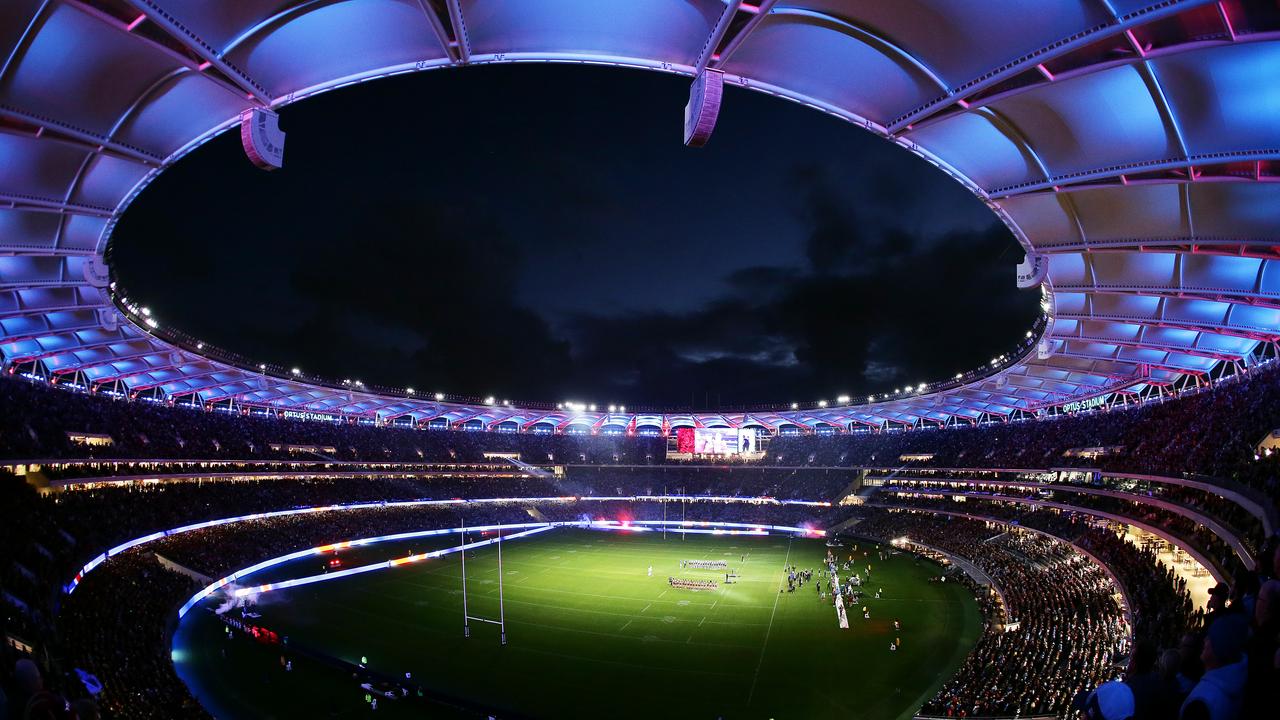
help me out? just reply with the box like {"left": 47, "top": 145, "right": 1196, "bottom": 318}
{"left": 801, "top": 0, "right": 1107, "bottom": 89}
{"left": 1156, "top": 41, "right": 1280, "bottom": 157}
{"left": 0, "top": 1, "right": 1273, "bottom": 428}
{"left": 463, "top": 0, "right": 722, "bottom": 65}
{"left": 723, "top": 14, "right": 940, "bottom": 126}
{"left": 989, "top": 63, "right": 1176, "bottom": 177}
{"left": 1188, "top": 183, "right": 1280, "bottom": 240}
{"left": 3, "top": 4, "right": 184, "bottom": 142}
{"left": 1068, "top": 184, "right": 1187, "bottom": 241}
{"left": 114, "top": 73, "right": 251, "bottom": 158}
{"left": 904, "top": 112, "right": 1041, "bottom": 189}
{"left": 226, "top": 0, "right": 450, "bottom": 97}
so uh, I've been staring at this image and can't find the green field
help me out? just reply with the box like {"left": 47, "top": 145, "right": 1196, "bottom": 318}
{"left": 173, "top": 528, "right": 980, "bottom": 719}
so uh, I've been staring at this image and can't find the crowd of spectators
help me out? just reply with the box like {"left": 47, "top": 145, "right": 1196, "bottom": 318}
{"left": 867, "top": 469, "right": 1268, "bottom": 557}
{"left": 2, "top": 476, "right": 1273, "bottom": 719}
{"left": 0, "top": 377, "right": 666, "bottom": 464}
{"left": 1075, "top": 528, "right": 1198, "bottom": 652}
{"left": 1092, "top": 541, "right": 1280, "bottom": 720}
{"left": 853, "top": 507, "right": 1280, "bottom": 720}
{"left": 562, "top": 465, "right": 854, "bottom": 500}
{"left": 1, "top": 457, "right": 844, "bottom": 719}
{"left": 889, "top": 503, "right": 1203, "bottom": 658}
{"left": 770, "top": 362, "right": 1280, "bottom": 504}
{"left": 5, "top": 361, "right": 1280, "bottom": 507}
{"left": 877, "top": 491, "right": 1246, "bottom": 580}
{"left": 855, "top": 509, "right": 1131, "bottom": 717}
{"left": 48, "top": 502, "right": 541, "bottom": 720}
{"left": 3, "top": 360, "right": 1280, "bottom": 719}
{"left": 4, "top": 497, "right": 841, "bottom": 719}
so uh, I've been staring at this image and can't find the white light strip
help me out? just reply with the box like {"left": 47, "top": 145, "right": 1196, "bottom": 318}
{"left": 70, "top": 496, "right": 830, "bottom": 592}
{"left": 65, "top": 497, "right": 572, "bottom": 592}
{"left": 577, "top": 495, "right": 831, "bottom": 507}
{"left": 181, "top": 519, "right": 815, "bottom": 617}
{"left": 230, "top": 526, "right": 556, "bottom": 599}
{"left": 590, "top": 519, "right": 824, "bottom": 537}
{"left": 178, "top": 522, "right": 565, "bottom": 617}
{"left": 585, "top": 522, "right": 654, "bottom": 533}
{"left": 665, "top": 527, "right": 769, "bottom": 536}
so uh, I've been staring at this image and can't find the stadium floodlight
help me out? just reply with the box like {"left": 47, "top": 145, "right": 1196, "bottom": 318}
{"left": 196, "top": 343, "right": 204, "bottom": 350}
{"left": 837, "top": 395, "right": 850, "bottom": 404}
{"left": 619, "top": 406, "right": 625, "bottom": 413}
{"left": 589, "top": 404, "right": 597, "bottom": 412}
{"left": 258, "top": 364, "right": 266, "bottom": 370}
{"left": 608, "top": 405, "right": 616, "bottom": 412}
{"left": 406, "top": 388, "right": 414, "bottom": 394}
{"left": 818, "top": 400, "right": 828, "bottom": 408}
{"left": 484, "top": 396, "right": 495, "bottom": 405}
{"left": 141, "top": 307, "right": 151, "bottom": 316}
{"left": 291, "top": 367, "right": 301, "bottom": 375}
{"left": 435, "top": 393, "right": 445, "bottom": 401}
{"left": 790, "top": 403, "right": 798, "bottom": 410}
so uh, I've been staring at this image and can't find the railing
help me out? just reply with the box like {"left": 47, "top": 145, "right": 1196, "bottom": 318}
{"left": 862, "top": 465, "right": 1276, "bottom": 537}
{"left": 868, "top": 497, "right": 1229, "bottom": 583}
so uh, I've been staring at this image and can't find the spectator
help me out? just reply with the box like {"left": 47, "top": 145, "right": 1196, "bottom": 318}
{"left": 1182, "top": 615, "right": 1250, "bottom": 720}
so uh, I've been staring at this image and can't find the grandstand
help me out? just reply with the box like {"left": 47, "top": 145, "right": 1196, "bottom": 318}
{"left": 3, "top": 1, "right": 1280, "bottom": 719}
{"left": 2, "top": 360, "right": 1277, "bottom": 718}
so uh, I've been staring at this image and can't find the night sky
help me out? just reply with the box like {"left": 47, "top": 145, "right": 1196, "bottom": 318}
{"left": 111, "top": 64, "right": 1038, "bottom": 409}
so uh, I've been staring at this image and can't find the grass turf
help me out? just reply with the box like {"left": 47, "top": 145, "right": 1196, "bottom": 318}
{"left": 174, "top": 528, "right": 980, "bottom": 719}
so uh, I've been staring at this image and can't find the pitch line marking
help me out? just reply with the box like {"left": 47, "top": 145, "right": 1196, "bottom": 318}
{"left": 747, "top": 535, "right": 792, "bottom": 706}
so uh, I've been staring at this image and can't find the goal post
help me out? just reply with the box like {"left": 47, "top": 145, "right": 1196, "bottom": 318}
{"left": 459, "top": 519, "right": 507, "bottom": 645}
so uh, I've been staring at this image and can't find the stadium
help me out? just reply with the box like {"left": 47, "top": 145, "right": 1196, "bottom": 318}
{"left": 1, "top": 1, "right": 1279, "bottom": 719}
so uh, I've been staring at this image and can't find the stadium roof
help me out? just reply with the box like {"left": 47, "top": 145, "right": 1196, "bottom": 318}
{"left": 2, "top": 0, "right": 1278, "bottom": 430}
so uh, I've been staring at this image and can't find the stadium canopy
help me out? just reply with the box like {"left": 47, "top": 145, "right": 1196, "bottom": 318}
{"left": 2, "top": 0, "right": 1278, "bottom": 432}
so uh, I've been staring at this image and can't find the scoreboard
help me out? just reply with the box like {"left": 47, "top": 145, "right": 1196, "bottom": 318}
{"left": 666, "top": 428, "right": 766, "bottom": 460}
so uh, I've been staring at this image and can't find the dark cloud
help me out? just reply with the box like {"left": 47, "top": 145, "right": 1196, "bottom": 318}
{"left": 560, "top": 215, "right": 1035, "bottom": 406}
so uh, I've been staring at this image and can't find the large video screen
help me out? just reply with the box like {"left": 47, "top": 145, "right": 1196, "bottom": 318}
{"left": 676, "top": 427, "right": 757, "bottom": 455}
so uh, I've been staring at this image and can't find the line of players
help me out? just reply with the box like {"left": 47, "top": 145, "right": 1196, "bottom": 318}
{"left": 656, "top": 559, "right": 736, "bottom": 590}
{"left": 668, "top": 576, "right": 718, "bottom": 590}
{"left": 818, "top": 544, "right": 903, "bottom": 652}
